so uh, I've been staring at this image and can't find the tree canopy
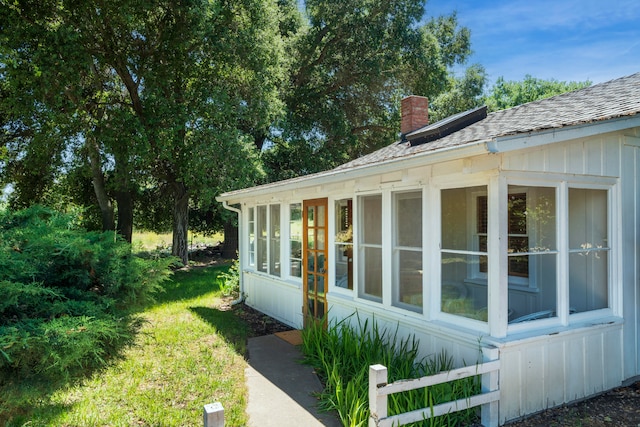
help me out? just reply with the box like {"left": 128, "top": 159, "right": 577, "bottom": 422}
{"left": 1, "top": 0, "right": 285, "bottom": 264}
{"left": 262, "top": 1, "right": 481, "bottom": 181}
{"left": 1, "top": 0, "right": 485, "bottom": 260}
{"left": 484, "top": 74, "right": 592, "bottom": 112}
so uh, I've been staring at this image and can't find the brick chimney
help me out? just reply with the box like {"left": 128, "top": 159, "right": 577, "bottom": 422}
{"left": 401, "top": 95, "right": 429, "bottom": 135}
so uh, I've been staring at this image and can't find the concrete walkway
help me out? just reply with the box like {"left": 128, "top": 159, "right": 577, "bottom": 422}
{"left": 246, "top": 334, "right": 341, "bottom": 427}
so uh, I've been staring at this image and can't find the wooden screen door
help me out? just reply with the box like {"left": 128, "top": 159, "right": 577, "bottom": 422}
{"left": 303, "top": 198, "right": 328, "bottom": 325}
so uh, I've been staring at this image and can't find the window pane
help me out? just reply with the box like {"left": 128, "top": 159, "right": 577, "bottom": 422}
{"left": 394, "top": 191, "right": 422, "bottom": 312}
{"left": 335, "top": 199, "right": 353, "bottom": 290}
{"left": 396, "top": 191, "right": 422, "bottom": 247}
{"left": 442, "top": 187, "right": 485, "bottom": 251}
{"left": 441, "top": 186, "right": 487, "bottom": 321}
{"left": 317, "top": 228, "right": 325, "bottom": 251}
{"left": 257, "top": 206, "right": 267, "bottom": 272}
{"left": 362, "top": 246, "right": 382, "bottom": 299}
{"left": 519, "top": 186, "right": 556, "bottom": 253}
{"left": 569, "top": 188, "right": 609, "bottom": 313}
{"left": 248, "top": 207, "right": 255, "bottom": 267}
{"left": 508, "top": 253, "right": 557, "bottom": 323}
{"left": 569, "top": 252, "right": 608, "bottom": 312}
{"left": 569, "top": 189, "right": 608, "bottom": 249}
{"left": 270, "top": 205, "right": 281, "bottom": 276}
{"left": 441, "top": 253, "right": 487, "bottom": 321}
{"left": 397, "top": 250, "right": 422, "bottom": 310}
{"left": 290, "top": 204, "right": 302, "bottom": 277}
{"left": 361, "top": 195, "right": 382, "bottom": 245}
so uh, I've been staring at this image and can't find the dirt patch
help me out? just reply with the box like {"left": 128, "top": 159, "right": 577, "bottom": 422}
{"left": 219, "top": 296, "right": 294, "bottom": 337}
{"left": 505, "top": 381, "right": 640, "bottom": 426}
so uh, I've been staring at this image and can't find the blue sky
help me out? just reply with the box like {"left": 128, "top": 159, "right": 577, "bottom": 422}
{"left": 426, "top": 0, "right": 640, "bottom": 86}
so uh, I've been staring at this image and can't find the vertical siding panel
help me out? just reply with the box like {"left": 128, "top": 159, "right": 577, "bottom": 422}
{"left": 604, "top": 137, "right": 620, "bottom": 176}
{"left": 548, "top": 144, "right": 566, "bottom": 173}
{"left": 621, "top": 141, "right": 638, "bottom": 379}
{"left": 584, "top": 139, "right": 603, "bottom": 175}
{"left": 566, "top": 141, "right": 585, "bottom": 174}
{"left": 603, "top": 328, "right": 624, "bottom": 390}
{"left": 523, "top": 345, "right": 545, "bottom": 414}
{"left": 527, "top": 148, "right": 546, "bottom": 173}
{"left": 584, "top": 334, "right": 605, "bottom": 395}
{"left": 566, "top": 337, "right": 586, "bottom": 401}
{"left": 546, "top": 340, "right": 566, "bottom": 407}
{"left": 636, "top": 145, "right": 640, "bottom": 379}
{"left": 501, "top": 349, "right": 524, "bottom": 420}
{"left": 510, "top": 152, "right": 527, "bottom": 171}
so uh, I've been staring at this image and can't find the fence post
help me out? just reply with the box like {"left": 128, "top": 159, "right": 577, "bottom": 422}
{"left": 204, "top": 402, "right": 224, "bottom": 427}
{"left": 481, "top": 347, "right": 500, "bottom": 427}
{"left": 369, "top": 364, "right": 388, "bottom": 427}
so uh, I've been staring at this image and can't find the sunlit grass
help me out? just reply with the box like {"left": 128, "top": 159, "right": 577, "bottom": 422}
{"left": 3, "top": 265, "right": 250, "bottom": 427}
{"left": 132, "top": 230, "right": 224, "bottom": 251}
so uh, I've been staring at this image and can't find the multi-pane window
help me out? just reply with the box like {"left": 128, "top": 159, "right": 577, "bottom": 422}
{"left": 290, "top": 203, "right": 303, "bottom": 278}
{"left": 255, "top": 204, "right": 280, "bottom": 276}
{"left": 248, "top": 207, "right": 255, "bottom": 267}
{"left": 393, "top": 191, "right": 422, "bottom": 312}
{"left": 269, "top": 205, "right": 281, "bottom": 277}
{"left": 569, "top": 188, "right": 609, "bottom": 313}
{"left": 335, "top": 199, "right": 353, "bottom": 289}
{"left": 358, "top": 195, "right": 382, "bottom": 300}
{"left": 478, "top": 193, "right": 530, "bottom": 278}
{"left": 441, "top": 186, "right": 488, "bottom": 321}
{"left": 506, "top": 186, "right": 557, "bottom": 323}
{"left": 256, "top": 206, "right": 267, "bottom": 273}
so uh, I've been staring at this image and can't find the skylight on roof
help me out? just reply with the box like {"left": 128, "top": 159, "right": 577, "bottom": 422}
{"left": 404, "top": 105, "right": 487, "bottom": 146}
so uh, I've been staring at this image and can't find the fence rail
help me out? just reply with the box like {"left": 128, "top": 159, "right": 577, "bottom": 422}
{"left": 368, "top": 352, "right": 500, "bottom": 427}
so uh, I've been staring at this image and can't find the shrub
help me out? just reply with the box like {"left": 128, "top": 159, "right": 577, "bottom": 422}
{"left": 0, "top": 206, "right": 176, "bottom": 381}
{"left": 217, "top": 257, "right": 240, "bottom": 297}
{"left": 301, "top": 314, "right": 480, "bottom": 427}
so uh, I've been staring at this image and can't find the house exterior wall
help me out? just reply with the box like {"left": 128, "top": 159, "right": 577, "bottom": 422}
{"left": 233, "top": 126, "right": 640, "bottom": 424}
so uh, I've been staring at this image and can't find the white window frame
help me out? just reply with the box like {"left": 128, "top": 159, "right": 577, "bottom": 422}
{"left": 252, "top": 203, "right": 282, "bottom": 277}
{"left": 392, "top": 190, "right": 423, "bottom": 313}
{"left": 504, "top": 173, "right": 618, "bottom": 335}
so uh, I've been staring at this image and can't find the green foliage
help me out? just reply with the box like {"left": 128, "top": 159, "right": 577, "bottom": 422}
{"left": 217, "top": 258, "right": 240, "bottom": 298}
{"left": 429, "top": 64, "right": 488, "bottom": 122}
{"left": 484, "top": 75, "right": 592, "bottom": 112}
{"left": 262, "top": 0, "right": 478, "bottom": 181}
{"left": 0, "top": 206, "right": 176, "bottom": 382}
{"left": 301, "top": 314, "right": 480, "bottom": 426}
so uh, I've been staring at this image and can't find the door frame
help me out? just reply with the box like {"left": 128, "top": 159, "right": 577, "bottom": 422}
{"left": 302, "top": 198, "right": 329, "bottom": 326}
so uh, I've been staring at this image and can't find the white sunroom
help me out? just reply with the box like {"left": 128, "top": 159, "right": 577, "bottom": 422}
{"left": 218, "top": 72, "right": 640, "bottom": 423}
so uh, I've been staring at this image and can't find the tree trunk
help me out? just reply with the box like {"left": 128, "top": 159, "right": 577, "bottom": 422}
{"left": 172, "top": 182, "right": 189, "bottom": 266}
{"left": 222, "top": 219, "right": 238, "bottom": 259}
{"left": 87, "top": 139, "right": 115, "bottom": 231}
{"left": 115, "top": 190, "right": 134, "bottom": 243}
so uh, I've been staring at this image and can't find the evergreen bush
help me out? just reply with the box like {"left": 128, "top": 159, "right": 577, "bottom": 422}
{"left": 0, "top": 206, "right": 176, "bottom": 381}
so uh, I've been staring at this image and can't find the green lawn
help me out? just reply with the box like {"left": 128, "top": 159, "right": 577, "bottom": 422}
{"left": 132, "top": 230, "right": 224, "bottom": 251}
{"left": 2, "top": 265, "right": 250, "bottom": 426}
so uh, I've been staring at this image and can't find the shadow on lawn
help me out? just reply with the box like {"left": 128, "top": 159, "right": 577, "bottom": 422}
{"left": 1, "top": 376, "right": 86, "bottom": 425}
{"left": 189, "top": 306, "right": 250, "bottom": 355}
{"left": 154, "top": 264, "right": 230, "bottom": 305}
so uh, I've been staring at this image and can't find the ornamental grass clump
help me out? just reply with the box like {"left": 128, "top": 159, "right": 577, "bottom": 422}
{"left": 0, "top": 206, "right": 176, "bottom": 383}
{"left": 301, "top": 314, "right": 480, "bottom": 427}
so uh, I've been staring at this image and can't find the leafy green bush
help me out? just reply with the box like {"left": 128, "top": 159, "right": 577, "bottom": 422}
{"left": 301, "top": 314, "right": 480, "bottom": 427}
{"left": 0, "top": 206, "right": 176, "bottom": 381}
{"left": 217, "top": 258, "right": 240, "bottom": 297}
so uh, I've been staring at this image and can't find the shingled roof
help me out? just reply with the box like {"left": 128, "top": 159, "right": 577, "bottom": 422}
{"left": 219, "top": 72, "right": 640, "bottom": 200}
{"left": 335, "top": 71, "right": 640, "bottom": 171}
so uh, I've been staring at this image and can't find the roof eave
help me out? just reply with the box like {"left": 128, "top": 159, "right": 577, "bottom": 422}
{"left": 489, "top": 114, "right": 640, "bottom": 153}
{"left": 216, "top": 139, "right": 492, "bottom": 203}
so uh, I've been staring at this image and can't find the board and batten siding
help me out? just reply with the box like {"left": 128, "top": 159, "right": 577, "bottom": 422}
{"left": 242, "top": 271, "right": 304, "bottom": 329}
{"left": 235, "top": 126, "right": 640, "bottom": 424}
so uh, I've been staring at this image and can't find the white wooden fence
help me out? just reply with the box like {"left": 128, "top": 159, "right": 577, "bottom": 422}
{"left": 368, "top": 350, "right": 500, "bottom": 427}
